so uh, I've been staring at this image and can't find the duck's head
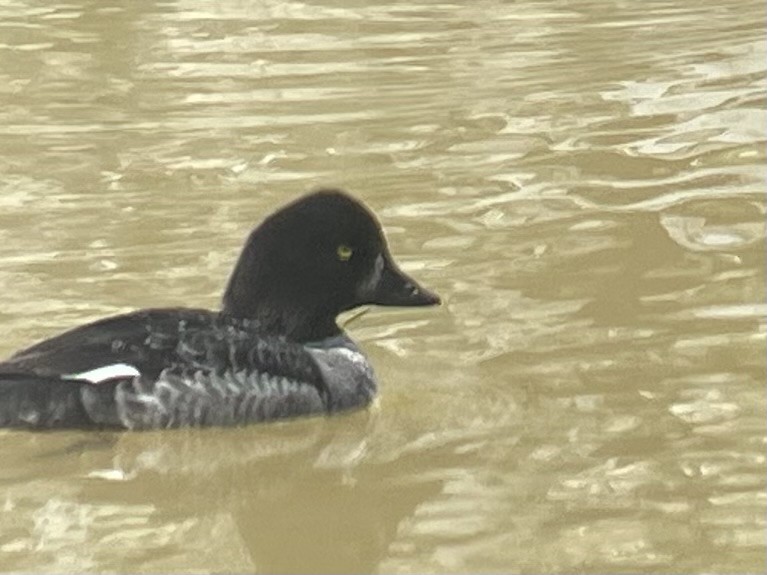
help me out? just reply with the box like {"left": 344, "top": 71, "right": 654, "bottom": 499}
{"left": 222, "top": 189, "right": 440, "bottom": 341}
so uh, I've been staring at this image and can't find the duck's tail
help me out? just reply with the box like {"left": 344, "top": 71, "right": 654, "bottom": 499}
{"left": 0, "top": 374, "right": 95, "bottom": 429}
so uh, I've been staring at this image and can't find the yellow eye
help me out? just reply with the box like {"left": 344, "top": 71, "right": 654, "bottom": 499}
{"left": 336, "top": 244, "right": 353, "bottom": 262}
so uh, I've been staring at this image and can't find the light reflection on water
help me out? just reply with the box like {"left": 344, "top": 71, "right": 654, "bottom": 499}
{"left": 0, "top": 0, "right": 764, "bottom": 572}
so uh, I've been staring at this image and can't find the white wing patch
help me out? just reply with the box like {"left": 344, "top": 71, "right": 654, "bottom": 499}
{"left": 63, "top": 363, "right": 141, "bottom": 384}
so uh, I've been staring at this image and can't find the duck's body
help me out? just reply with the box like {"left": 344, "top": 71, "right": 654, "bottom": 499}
{"left": 0, "top": 190, "right": 439, "bottom": 430}
{"left": 0, "top": 309, "right": 374, "bottom": 429}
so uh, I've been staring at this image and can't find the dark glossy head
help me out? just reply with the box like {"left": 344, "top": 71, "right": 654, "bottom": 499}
{"left": 222, "top": 189, "right": 440, "bottom": 341}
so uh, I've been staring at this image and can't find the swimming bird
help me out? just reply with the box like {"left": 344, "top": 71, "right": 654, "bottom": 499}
{"left": 0, "top": 189, "right": 440, "bottom": 429}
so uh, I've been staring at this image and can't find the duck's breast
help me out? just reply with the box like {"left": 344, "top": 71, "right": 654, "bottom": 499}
{"left": 306, "top": 336, "right": 377, "bottom": 414}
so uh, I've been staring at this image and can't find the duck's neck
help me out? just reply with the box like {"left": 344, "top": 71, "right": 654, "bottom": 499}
{"left": 222, "top": 300, "right": 341, "bottom": 343}
{"left": 222, "top": 275, "right": 342, "bottom": 342}
{"left": 221, "top": 229, "right": 343, "bottom": 342}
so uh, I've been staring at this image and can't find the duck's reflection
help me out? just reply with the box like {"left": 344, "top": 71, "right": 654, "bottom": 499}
{"left": 69, "top": 413, "right": 446, "bottom": 573}
{"left": 234, "top": 462, "right": 441, "bottom": 573}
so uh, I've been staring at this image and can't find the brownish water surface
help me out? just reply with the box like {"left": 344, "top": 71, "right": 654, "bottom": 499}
{"left": 0, "top": 0, "right": 764, "bottom": 572}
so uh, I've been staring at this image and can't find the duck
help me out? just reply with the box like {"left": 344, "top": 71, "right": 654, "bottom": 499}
{"left": 0, "top": 189, "right": 440, "bottom": 430}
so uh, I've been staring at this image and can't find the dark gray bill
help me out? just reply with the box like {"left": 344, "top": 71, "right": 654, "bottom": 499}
{"left": 361, "top": 253, "right": 440, "bottom": 307}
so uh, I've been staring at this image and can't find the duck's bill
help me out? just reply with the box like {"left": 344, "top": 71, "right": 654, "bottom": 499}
{"left": 361, "top": 254, "right": 440, "bottom": 307}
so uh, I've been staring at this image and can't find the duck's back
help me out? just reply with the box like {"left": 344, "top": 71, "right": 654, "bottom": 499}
{"left": 3, "top": 308, "right": 215, "bottom": 378}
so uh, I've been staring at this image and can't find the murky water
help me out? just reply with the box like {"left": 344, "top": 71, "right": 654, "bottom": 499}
{"left": 0, "top": 0, "right": 764, "bottom": 572}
